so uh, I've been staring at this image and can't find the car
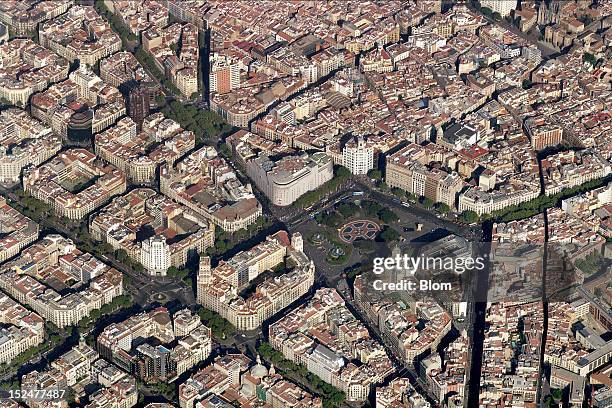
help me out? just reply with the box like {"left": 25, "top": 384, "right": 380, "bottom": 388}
{"left": 403, "top": 227, "right": 414, "bottom": 232}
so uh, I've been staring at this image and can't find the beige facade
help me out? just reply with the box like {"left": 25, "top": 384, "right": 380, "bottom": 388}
{"left": 22, "top": 149, "right": 127, "bottom": 220}
{"left": 197, "top": 232, "right": 315, "bottom": 331}
{"left": 246, "top": 152, "right": 333, "bottom": 206}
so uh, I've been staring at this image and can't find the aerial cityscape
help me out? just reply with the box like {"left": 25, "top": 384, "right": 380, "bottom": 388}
{"left": 0, "top": 1, "right": 610, "bottom": 407}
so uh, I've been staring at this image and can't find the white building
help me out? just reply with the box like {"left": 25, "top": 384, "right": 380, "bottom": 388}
{"left": 141, "top": 235, "right": 171, "bottom": 276}
{"left": 481, "top": 0, "right": 517, "bottom": 17}
{"left": 343, "top": 137, "right": 374, "bottom": 175}
{"left": 246, "top": 152, "right": 333, "bottom": 206}
{"left": 307, "top": 345, "right": 345, "bottom": 384}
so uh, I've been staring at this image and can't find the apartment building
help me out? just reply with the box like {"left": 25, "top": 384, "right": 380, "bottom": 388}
{"left": 0, "top": 197, "right": 38, "bottom": 264}
{"left": 0, "top": 39, "right": 69, "bottom": 105}
{"left": 90, "top": 189, "right": 214, "bottom": 276}
{"left": 0, "top": 109, "right": 62, "bottom": 183}
{"left": 0, "top": 235, "right": 123, "bottom": 328}
{"left": 197, "top": 231, "right": 315, "bottom": 331}
{"left": 95, "top": 114, "right": 195, "bottom": 184}
{"left": 97, "top": 307, "right": 211, "bottom": 382}
{"left": 160, "top": 146, "right": 262, "bottom": 232}
{"left": 269, "top": 288, "right": 395, "bottom": 402}
{"left": 39, "top": 5, "right": 121, "bottom": 65}
{"left": 386, "top": 144, "right": 464, "bottom": 208}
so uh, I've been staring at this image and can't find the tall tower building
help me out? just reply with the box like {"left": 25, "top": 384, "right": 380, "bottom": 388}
{"left": 141, "top": 235, "right": 170, "bottom": 276}
{"left": 197, "top": 256, "right": 212, "bottom": 304}
{"left": 128, "top": 85, "right": 150, "bottom": 131}
{"left": 342, "top": 136, "right": 374, "bottom": 175}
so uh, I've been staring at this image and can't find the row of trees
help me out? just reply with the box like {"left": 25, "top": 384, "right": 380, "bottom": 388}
{"left": 257, "top": 342, "right": 346, "bottom": 407}
{"left": 134, "top": 48, "right": 182, "bottom": 95}
{"left": 391, "top": 174, "right": 612, "bottom": 225}
{"left": 205, "top": 216, "right": 270, "bottom": 258}
{"left": 0, "top": 333, "right": 63, "bottom": 377}
{"left": 491, "top": 175, "right": 612, "bottom": 223}
{"left": 92, "top": 0, "right": 135, "bottom": 48}
{"left": 166, "top": 266, "right": 193, "bottom": 286}
{"left": 75, "top": 295, "right": 133, "bottom": 333}
{"left": 94, "top": 0, "right": 185, "bottom": 97}
{"left": 360, "top": 200, "right": 399, "bottom": 224}
{"left": 293, "top": 166, "right": 351, "bottom": 208}
{"left": 94, "top": 0, "right": 137, "bottom": 44}
{"left": 113, "top": 249, "right": 144, "bottom": 274}
{"left": 161, "top": 100, "right": 233, "bottom": 145}
{"left": 456, "top": 176, "right": 612, "bottom": 224}
{"left": 8, "top": 190, "right": 146, "bottom": 280}
{"left": 197, "top": 307, "right": 236, "bottom": 339}
{"left": 471, "top": 1, "right": 502, "bottom": 20}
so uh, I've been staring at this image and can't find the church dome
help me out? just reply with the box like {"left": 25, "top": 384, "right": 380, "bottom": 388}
{"left": 250, "top": 355, "right": 268, "bottom": 378}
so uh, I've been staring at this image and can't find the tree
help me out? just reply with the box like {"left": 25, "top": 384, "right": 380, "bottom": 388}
{"left": 391, "top": 187, "right": 405, "bottom": 197}
{"left": 292, "top": 165, "right": 351, "bottom": 209}
{"left": 362, "top": 201, "right": 382, "bottom": 217}
{"left": 578, "top": 14, "right": 593, "bottom": 25}
{"left": 378, "top": 208, "right": 398, "bottom": 223}
{"left": 583, "top": 52, "right": 598, "bottom": 67}
{"left": 522, "top": 78, "right": 532, "bottom": 89}
{"left": 122, "top": 274, "right": 132, "bottom": 286}
{"left": 459, "top": 210, "right": 479, "bottom": 223}
{"left": 99, "top": 242, "right": 114, "bottom": 255}
{"left": 551, "top": 388, "right": 563, "bottom": 400}
{"left": 379, "top": 227, "right": 400, "bottom": 242}
{"left": 197, "top": 307, "right": 236, "bottom": 338}
{"left": 220, "top": 143, "right": 232, "bottom": 158}
{"left": 543, "top": 396, "right": 553, "bottom": 408}
{"left": 337, "top": 202, "right": 358, "bottom": 218}
{"left": 321, "top": 211, "right": 343, "bottom": 227}
{"left": 405, "top": 191, "right": 417, "bottom": 201}
{"left": 335, "top": 165, "right": 350, "bottom": 179}
{"left": 419, "top": 196, "right": 434, "bottom": 209}
{"left": 115, "top": 249, "right": 128, "bottom": 263}
{"left": 434, "top": 202, "right": 451, "bottom": 214}
{"left": 367, "top": 169, "right": 382, "bottom": 180}
{"left": 167, "top": 266, "right": 180, "bottom": 277}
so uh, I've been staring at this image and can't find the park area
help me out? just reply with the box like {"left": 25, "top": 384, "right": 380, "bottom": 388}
{"left": 306, "top": 199, "right": 403, "bottom": 266}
